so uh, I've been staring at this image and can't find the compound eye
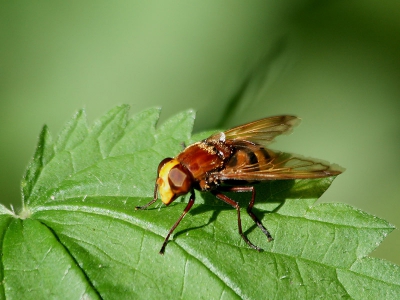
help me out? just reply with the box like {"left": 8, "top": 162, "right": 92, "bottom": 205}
{"left": 168, "top": 165, "right": 188, "bottom": 189}
{"left": 168, "top": 165, "right": 192, "bottom": 194}
{"left": 157, "top": 157, "right": 173, "bottom": 174}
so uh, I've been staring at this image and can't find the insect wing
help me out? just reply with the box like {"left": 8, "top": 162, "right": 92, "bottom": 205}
{"left": 214, "top": 151, "right": 343, "bottom": 181}
{"left": 208, "top": 115, "right": 301, "bottom": 146}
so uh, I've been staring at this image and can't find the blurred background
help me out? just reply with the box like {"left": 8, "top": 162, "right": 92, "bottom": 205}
{"left": 1, "top": 1, "right": 399, "bottom": 264}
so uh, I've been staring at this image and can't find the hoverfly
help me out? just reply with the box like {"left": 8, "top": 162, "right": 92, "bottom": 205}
{"left": 136, "top": 115, "right": 342, "bottom": 254}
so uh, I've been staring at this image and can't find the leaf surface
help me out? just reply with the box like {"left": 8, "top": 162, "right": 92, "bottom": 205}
{"left": 1, "top": 106, "right": 398, "bottom": 299}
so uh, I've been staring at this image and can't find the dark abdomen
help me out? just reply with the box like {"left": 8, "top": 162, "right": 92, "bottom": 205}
{"left": 226, "top": 143, "right": 271, "bottom": 171}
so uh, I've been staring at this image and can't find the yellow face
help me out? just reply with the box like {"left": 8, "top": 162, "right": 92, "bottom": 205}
{"left": 157, "top": 159, "right": 180, "bottom": 205}
{"left": 157, "top": 158, "right": 192, "bottom": 205}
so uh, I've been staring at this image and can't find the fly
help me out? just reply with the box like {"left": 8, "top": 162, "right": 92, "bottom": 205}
{"left": 136, "top": 115, "right": 343, "bottom": 254}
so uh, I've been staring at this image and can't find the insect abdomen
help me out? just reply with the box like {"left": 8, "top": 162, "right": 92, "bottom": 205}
{"left": 227, "top": 145, "right": 271, "bottom": 171}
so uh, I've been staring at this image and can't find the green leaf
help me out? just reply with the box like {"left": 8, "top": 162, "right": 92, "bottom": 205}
{"left": 1, "top": 106, "right": 398, "bottom": 299}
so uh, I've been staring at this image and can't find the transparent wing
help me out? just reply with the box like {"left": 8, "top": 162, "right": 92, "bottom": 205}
{"left": 213, "top": 151, "right": 343, "bottom": 181}
{"left": 207, "top": 115, "right": 300, "bottom": 146}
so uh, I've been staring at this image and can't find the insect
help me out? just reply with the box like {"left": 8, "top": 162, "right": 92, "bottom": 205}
{"left": 136, "top": 115, "right": 342, "bottom": 254}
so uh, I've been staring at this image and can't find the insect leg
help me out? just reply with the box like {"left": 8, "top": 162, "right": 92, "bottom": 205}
{"left": 212, "top": 191, "right": 261, "bottom": 251}
{"left": 219, "top": 186, "right": 273, "bottom": 242}
{"left": 135, "top": 181, "right": 159, "bottom": 210}
{"left": 159, "top": 190, "right": 195, "bottom": 255}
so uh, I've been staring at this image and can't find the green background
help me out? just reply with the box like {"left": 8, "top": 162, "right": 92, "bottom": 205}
{"left": 1, "top": 0, "right": 399, "bottom": 267}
